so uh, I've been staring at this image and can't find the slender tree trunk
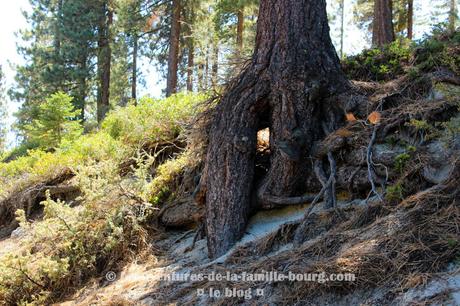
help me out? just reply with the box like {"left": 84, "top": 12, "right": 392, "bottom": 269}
{"left": 340, "top": 0, "right": 345, "bottom": 58}
{"left": 186, "top": 6, "right": 195, "bottom": 92}
{"left": 132, "top": 35, "right": 138, "bottom": 104}
{"left": 187, "top": 42, "right": 194, "bottom": 91}
{"left": 166, "top": 0, "right": 181, "bottom": 97}
{"left": 407, "top": 0, "right": 413, "bottom": 39}
{"left": 211, "top": 40, "right": 219, "bottom": 87}
{"left": 202, "top": 0, "right": 349, "bottom": 258}
{"left": 97, "top": 2, "right": 113, "bottom": 123}
{"left": 198, "top": 62, "right": 204, "bottom": 91}
{"left": 236, "top": 8, "right": 244, "bottom": 53}
{"left": 372, "top": 0, "right": 395, "bottom": 47}
{"left": 77, "top": 50, "right": 88, "bottom": 121}
{"left": 449, "top": 0, "right": 457, "bottom": 33}
{"left": 205, "top": 45, "right": 209, "bottom": 90}
{"left": 54, "top": 0, "right": 63, "bottom": 58}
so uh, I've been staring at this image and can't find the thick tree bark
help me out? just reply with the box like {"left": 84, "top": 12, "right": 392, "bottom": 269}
{"left": 372, "top": 0, "right": 395, "bottom": 47}
{"left": 407, "top": 0, "right": 413, "bottom": 39}
{"left": 97, "top": 2, "right": 112, "bottom": 122}
{"left": 166, "top": 0, "right": 181, "bottom": 97}
{"left": 132, "top": 35, "right": 138, "bottom": 104}
{"left": 203, "top": 0, "right": 349, "bottom": 258}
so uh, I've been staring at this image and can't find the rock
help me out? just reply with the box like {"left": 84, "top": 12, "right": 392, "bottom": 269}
{"left": 10, "top": 226, "right": 27, "bottom": 239}
{"left": 422, "top": 139, "right": 459, "bottom": 184}
{"left": 160, "top": 198, "right": 203, "bottom": 228}
{"left": 428, "top": 82, "right": 460, "bottom": 101}
{"left": 336, "top": 167, "right": 370, "bottom": 191}
{"left": 422, "top": 164, "right": 454, "bottom": 184}
{"left": 400, "top": 264, "right": 460, "bottom": 306}
{"left": 373, "top": 143, "right": 406, "bottom": 165}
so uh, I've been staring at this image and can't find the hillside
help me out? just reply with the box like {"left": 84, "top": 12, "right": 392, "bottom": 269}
{"left": 0, "top": 30, "right": 460, "bottom": 306}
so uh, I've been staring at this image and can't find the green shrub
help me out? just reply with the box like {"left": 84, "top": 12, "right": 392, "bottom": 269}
{"left": 0, "top": 183, "right": 146, "bottom": 304}
{"left": 147, "top": 152, "right": 192, "bottom": 204}
{"left": 415, "top": 29, "right": 460, "bottom": 74}
{"left": 102, "top": 92, "right": 207, "bottom": 145}
{"left": 342, "top": 39, "right": 412, "bottom": 81}
{"left": 395, "top": 152, "right": 411, "bottom": 173}
{"left": 0, "top": 133, "right": 125, "bottom": 199}
{"left": 441, "top": 116, "right": 460, "bottom": 144}
{"left": 0, "top": 93, "right": 207, "bottom": 304}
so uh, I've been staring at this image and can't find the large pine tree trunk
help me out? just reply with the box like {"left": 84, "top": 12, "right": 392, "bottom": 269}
{"left": 166, "top": 0, "right": 181, "bottom": 97}
{"left": 203, "top": 0, "right": 349, "bottom": 259}
{"left": 97, "top": 2, "right": 112, "bottom": 122}
{"left": 372, "top": 0, "right": 395, "bottom": 47}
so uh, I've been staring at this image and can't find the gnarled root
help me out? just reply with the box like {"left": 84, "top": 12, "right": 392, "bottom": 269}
{"left": 292, "top": 152, "right": 337, "bottom": 245}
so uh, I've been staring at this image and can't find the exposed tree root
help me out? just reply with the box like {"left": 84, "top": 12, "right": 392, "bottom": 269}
{"left": 0, "top": 168, "right": 79, "bottom": 238}
{"left": 365, "top": 124, "right": 384, "bottom": 202}
{"left": 145, "top": 160, "right": 459, "bottom": 306}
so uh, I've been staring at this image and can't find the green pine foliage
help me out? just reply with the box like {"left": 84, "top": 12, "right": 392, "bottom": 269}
{"left": 24, "top": 92, "right": 83, "bottom": 149}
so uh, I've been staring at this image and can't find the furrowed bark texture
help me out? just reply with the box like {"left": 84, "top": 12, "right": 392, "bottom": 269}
{"left": 372, "top": 0, "right": 395, "bottom": 47}
{"left": 204, "top": 0, "right": 349, "bottom": 258}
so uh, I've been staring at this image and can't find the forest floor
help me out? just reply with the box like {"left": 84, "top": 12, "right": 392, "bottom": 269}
{"left": 57, "top": 196, "right": 460, "bottom": 306}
